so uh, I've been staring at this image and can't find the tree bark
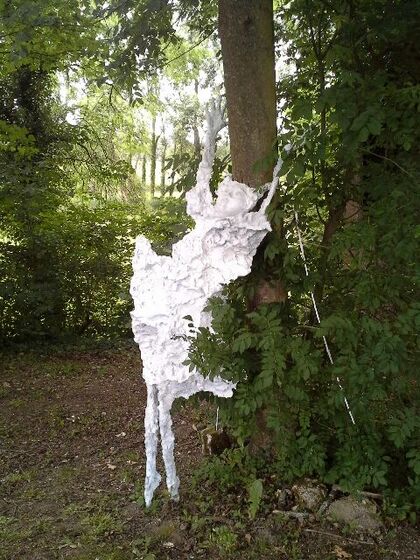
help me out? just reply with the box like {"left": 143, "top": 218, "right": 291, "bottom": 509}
{"left": 218, "top": 0, "right": 277, "bottom": 187}
{"left": 219, "top": 0, "right": 285, "bottom": 309}
{"left": 193, "top": 79, "right": 201, "bottom": 157}
{"left": 193, "top": 125, "right": 201, "bottom": 157}
{"left": 142, "top": 154, "right": 147, "bottom": 186}
{"left": 218, "top": 0, "right": 284, "bottom": 454}
{"left": 170, "top": 139, "right": 177, "bottom": 192}
{"left": 150, "top": 116, "right": 159, "bottom": 198}
{"left": 160, "top": 125, "right": 167, "bottom": 195}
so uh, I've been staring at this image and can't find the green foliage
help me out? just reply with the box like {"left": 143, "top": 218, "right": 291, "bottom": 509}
{"left": 69, "top": 84, "right": 147, "bottom": 201}
{"left": 0, "top": 1, "right": 195, "bottom": 343}
{"left": 188, "top": 0, "right": 420, "bottom": 513}
{"left": 206, "top": 525, "right": 238, "bottom": 555}
{"left": 0, "top": 198, "right": 190, "bottom": 342}
{"left": 193, "top": 448, "right": 258, "bottom": 495}
{"left": 0, "top": 0, "right": 99, "bottom": 76}
{"left": 98, "top": 0, "right": 218, "bottom": 95}
{"left": 247, "top": 479, "right": 263, "bottom": 520}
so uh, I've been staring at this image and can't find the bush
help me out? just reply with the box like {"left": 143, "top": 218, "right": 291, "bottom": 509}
{"left": 0, "top": 198, "right": 191, "bottom": 342}
{"left": 188, "top": 0, "right": 420, "bottom": 513}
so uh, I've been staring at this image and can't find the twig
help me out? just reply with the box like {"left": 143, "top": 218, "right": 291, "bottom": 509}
{"left": 358, "top": 491, "right": 383, "bottom": 501}
{"left": 332, "top": 485, "right": 383, "bottom": 501}
{"left": 315, "top": 202, "right": 327, "bottom": 225}
{"left": 161, "top": 32, "right": 214, "bottom": 69}
{"left": 362, "top": 149, "right": 415, "bottom": 179}
{"left": 272, "top": 510, "right": 311, "bottom": 523}
{"left": 303, "top": 528, "right": 375, "bottom": 545}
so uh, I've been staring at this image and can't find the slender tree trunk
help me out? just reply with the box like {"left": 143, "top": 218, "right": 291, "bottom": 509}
{"left": 170, "top": 139, "right": 177, "bottom": 192}
{"left": 150, "top": 116, "right": 159, "bottom": 198}
{"left": 132, "top": 153, "right": 141, "bottom": 171}
{"left": 160, "top": 125, "right": 167, "bottom": 195}
{"left": 193, "top": 79, "right": 201, "bottom": 157}
{"left": 193, "top": 126, "right": 201, "bottom": 157}
{"left": 142, "top": 154, "right": 147, "bottom": 186}
{"left": 218, "top": 0, "right": 277, "bottom": 187}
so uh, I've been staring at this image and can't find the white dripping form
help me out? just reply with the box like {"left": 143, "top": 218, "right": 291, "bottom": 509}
{"left": 130, "top": 99, "right": 281, "bottom": 506}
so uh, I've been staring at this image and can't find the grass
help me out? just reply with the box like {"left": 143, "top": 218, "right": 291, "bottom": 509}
{"left": 81, "top": 511, "right": 123, "bottom": 539}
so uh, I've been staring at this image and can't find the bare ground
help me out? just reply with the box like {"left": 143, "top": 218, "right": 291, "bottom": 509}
{"left": 0, "top": 343, "right": 419, "bottom": 560}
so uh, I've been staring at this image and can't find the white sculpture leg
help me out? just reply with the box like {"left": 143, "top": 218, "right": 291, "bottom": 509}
{"left": 144, "top": 384, "right": 161, "bottom": 507}
{"left": 157, "top": 390, "right": 180, "bottom": 501}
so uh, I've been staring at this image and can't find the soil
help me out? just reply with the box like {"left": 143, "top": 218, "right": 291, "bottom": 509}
{"left": 1, "top": 343, "right": 419, "bottom": 560}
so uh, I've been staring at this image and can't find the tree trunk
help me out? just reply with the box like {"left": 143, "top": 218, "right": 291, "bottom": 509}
{"left": 150, "top": 116, "right": 158, "bottom": 198}
{"left": 170, "top": 139, "right": 177, "bottom": 192}
{"left": 218, "top": 0, "right": 284, "bottom": 310}
{"left": 142, "top": 154, "right": 147, "bottom": 186}
{"left": 160, "top": 125, "right": 167, "bottom": 195}
{"left": 193, "top": 125, "right": 201, "bottom": 157}
{"left": 193, "top": 79, "right": 201, "bottom": 157}
{"left": 218, "top": 0, "right": 284, "bottom": 454}
{"left": 218, "top": 0, "right": 277, "bottom": 187}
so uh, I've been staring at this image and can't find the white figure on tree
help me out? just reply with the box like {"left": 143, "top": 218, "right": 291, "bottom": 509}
{"left": 130, "top": 99, "right": 280, "bottom": 506}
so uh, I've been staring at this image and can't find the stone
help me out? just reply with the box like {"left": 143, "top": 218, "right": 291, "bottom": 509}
{"left": 121, "top": 502, "right": 142, "bottom": 520}
{"left": 292, "top": 480, "right": 327, "bottom": 512}
{"left": 326, "top": 496, "right": 384, "bottom": 533}
{"left": 272, "top": 510, "right": 312, "bottom": 524}
{"left": 275, "top": 488, "right": 293, "bottom": 510}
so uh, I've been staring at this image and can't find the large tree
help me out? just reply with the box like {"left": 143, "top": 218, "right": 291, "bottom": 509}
{"left": 218, "top": 0, "right": 277, "bottom": 187}
{"left": 217, "top": 0, "right": 285, "bottom": 450}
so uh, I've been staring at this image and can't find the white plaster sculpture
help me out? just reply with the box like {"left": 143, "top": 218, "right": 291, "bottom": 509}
{"left": 130, "top": 99, "right": 281, "bottom": 507}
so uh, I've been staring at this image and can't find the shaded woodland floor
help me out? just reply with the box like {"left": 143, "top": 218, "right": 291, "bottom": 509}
{"left": 1, "top": 344, "right": 419, "bottom": 560}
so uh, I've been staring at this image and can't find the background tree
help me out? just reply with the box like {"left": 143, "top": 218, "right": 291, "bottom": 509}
{"left": 160, "top": 124, "right": 168, "bottom": 193}
{"left": 0, "top": 0, "right": 99, "bottom": 338}
{"left": 0, "top": 0, "right": 193, "bottom": 340}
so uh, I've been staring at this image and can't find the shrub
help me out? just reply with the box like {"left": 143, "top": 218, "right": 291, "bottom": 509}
{"left": 0, "top": 198, "right": 191, "bottom": 341}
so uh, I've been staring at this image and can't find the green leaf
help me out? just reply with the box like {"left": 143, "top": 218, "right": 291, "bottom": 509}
{"left": 247, "top": 479, "right": 263, "bottom": 519}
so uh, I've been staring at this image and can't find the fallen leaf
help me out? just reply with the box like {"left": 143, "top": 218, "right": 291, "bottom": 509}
{"left": 107, "top": 463, "right": 117, "bottom": 470}
{"left": 333, "top": 545, "right": 352, "bottom": 559}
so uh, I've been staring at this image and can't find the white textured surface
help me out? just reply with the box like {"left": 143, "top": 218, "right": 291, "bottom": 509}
{"left": 130, "top": 101, "right": 278, "bottom": 506}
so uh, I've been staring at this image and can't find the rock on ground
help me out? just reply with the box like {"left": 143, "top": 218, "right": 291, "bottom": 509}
{"left": 291, "top": 480, "right": 327, "bottom": 512}
{"left": 327, "top": 496, "right": 384, "bottom": 533}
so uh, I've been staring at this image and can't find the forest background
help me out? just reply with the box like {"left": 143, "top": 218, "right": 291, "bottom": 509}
{"left": 0, "top": 0, "right": 419, "bottom": 517}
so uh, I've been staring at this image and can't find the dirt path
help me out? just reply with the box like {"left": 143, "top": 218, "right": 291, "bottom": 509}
{"left": 1, "top": 345, "right": 419, "bottom": 560}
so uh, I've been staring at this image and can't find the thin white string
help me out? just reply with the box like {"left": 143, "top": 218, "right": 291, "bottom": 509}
{"left": 294, "top": 211, "right": 356, "bottom": 425}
